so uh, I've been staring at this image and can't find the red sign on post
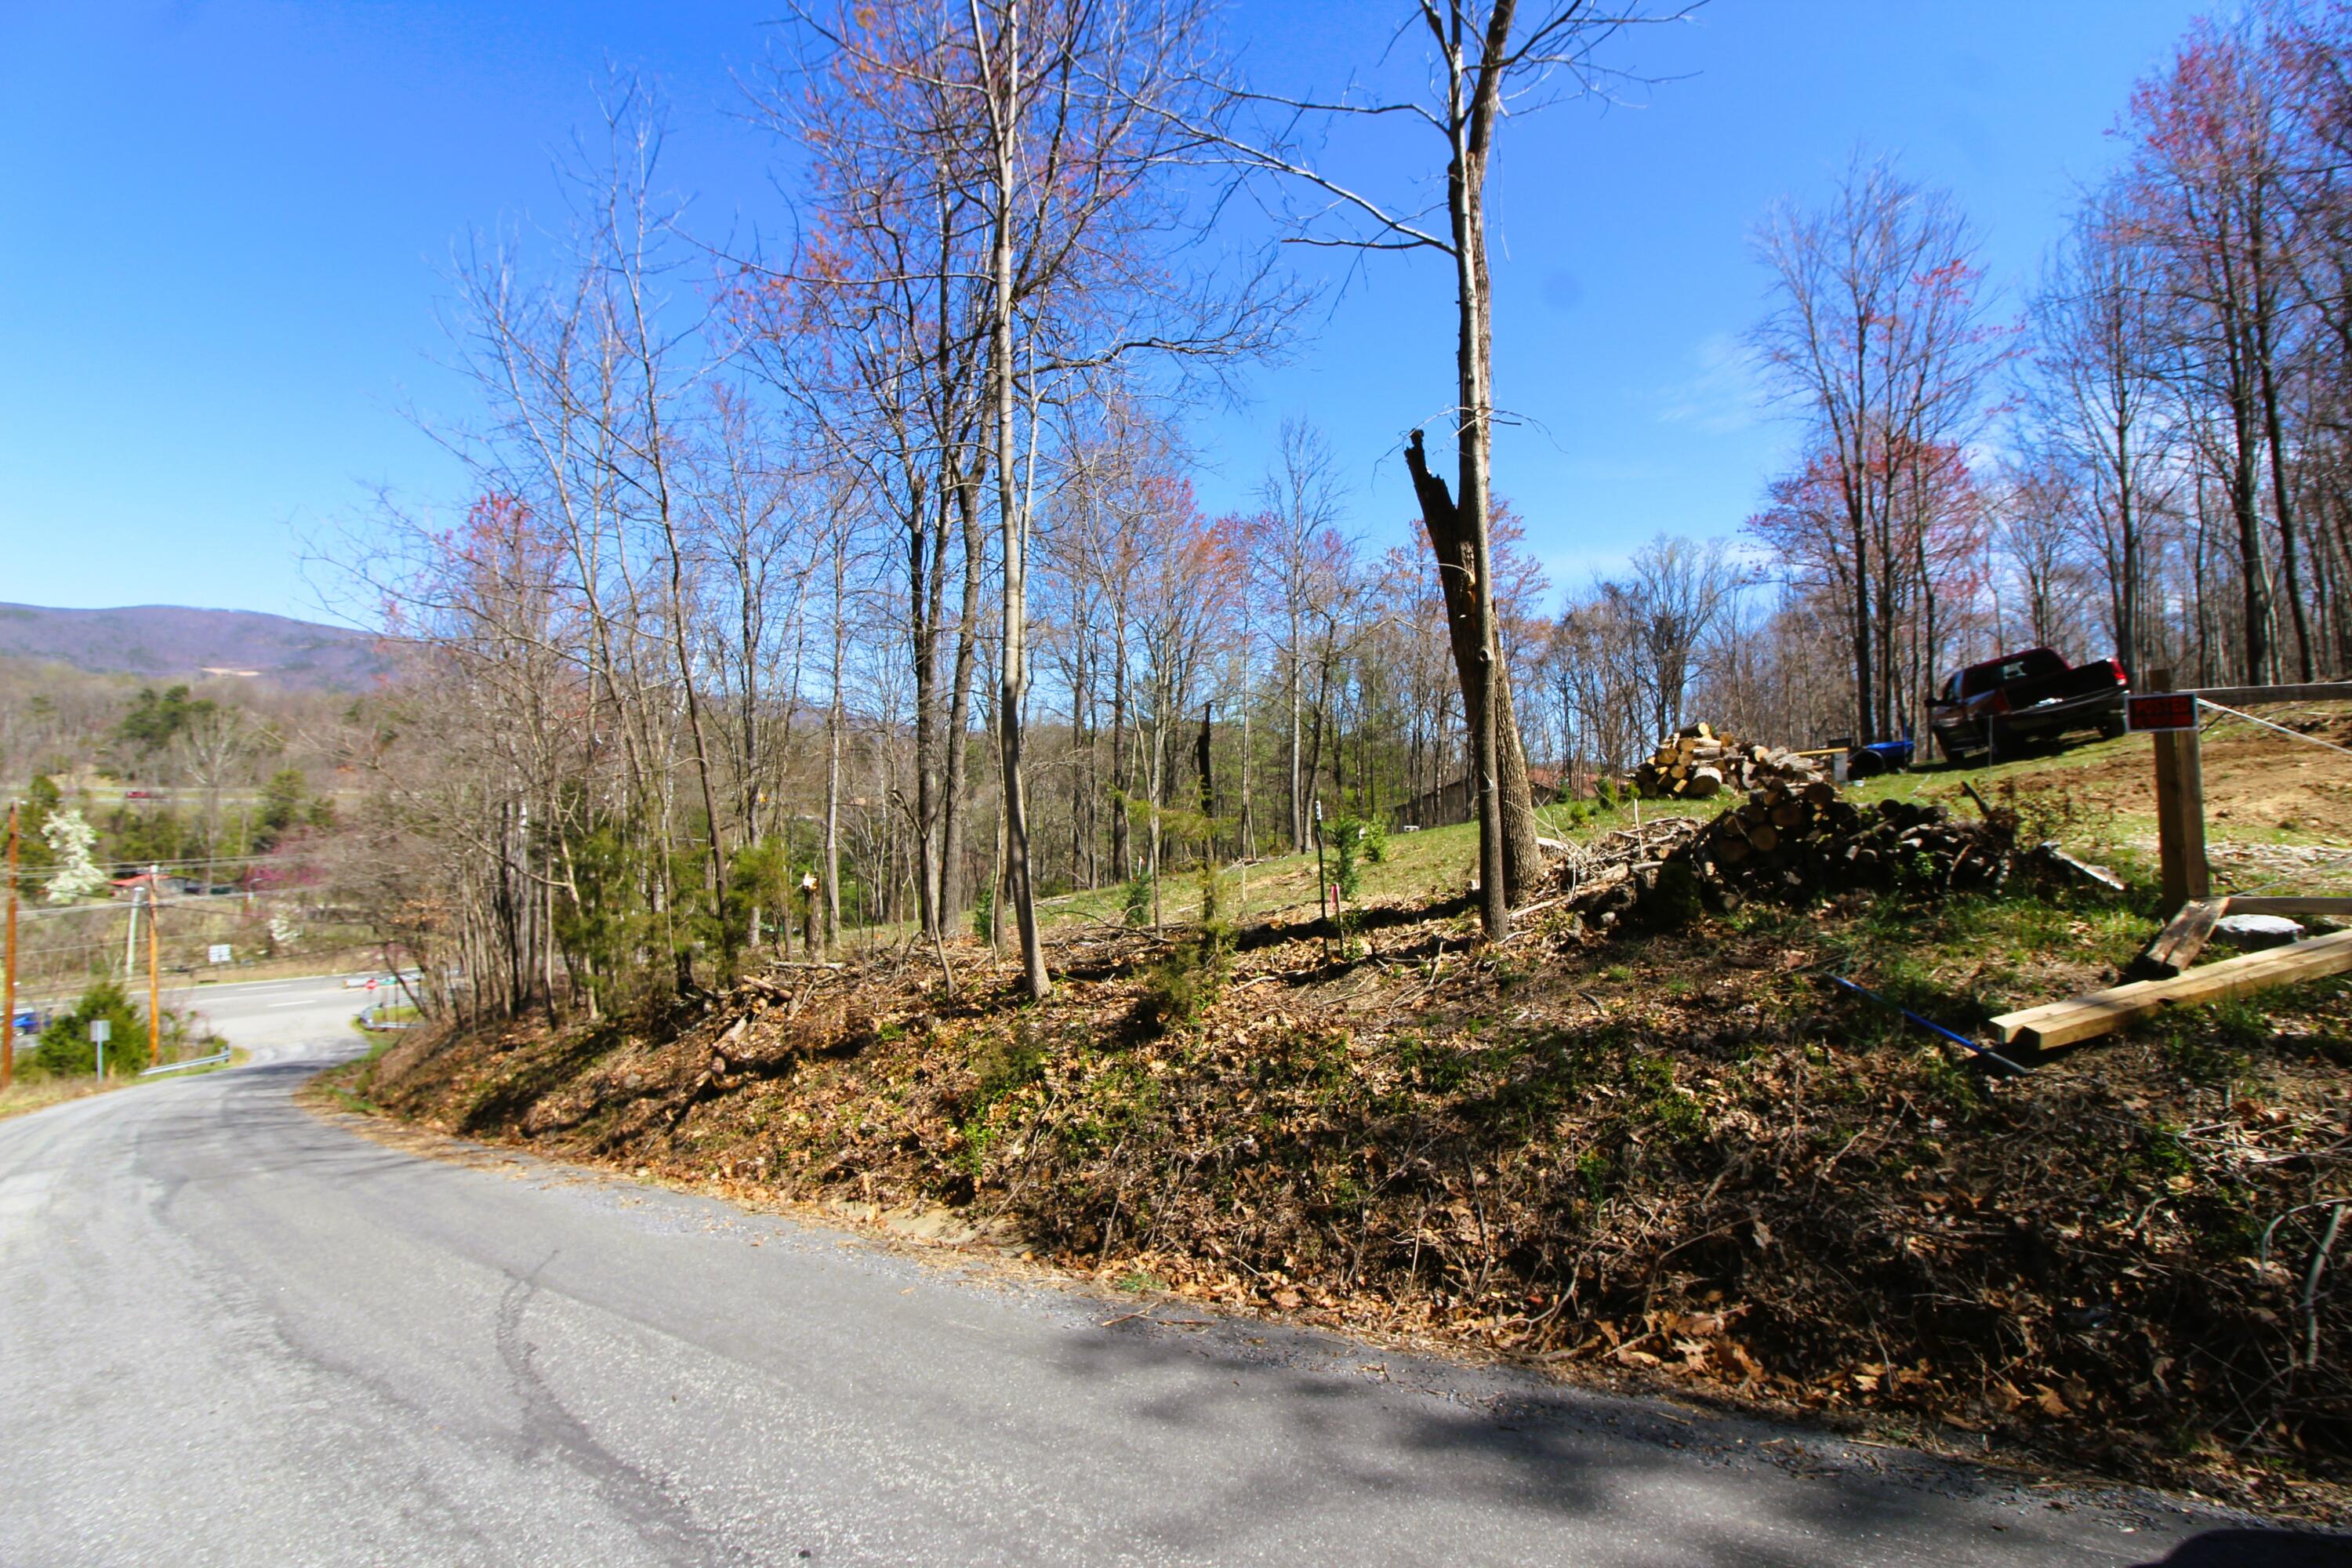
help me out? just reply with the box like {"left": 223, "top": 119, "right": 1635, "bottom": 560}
{"left": 2126, "top": 692, "right": 2198, "bottom": 732}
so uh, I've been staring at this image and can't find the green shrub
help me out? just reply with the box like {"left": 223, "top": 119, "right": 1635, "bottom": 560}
{"left": 1323, "top": 815, "right": 1380, "bottom": 899}
{"left": 1139, "top": 872, "right": 1236, "bottom": 1033}
{"left": 971, "top": 883, "right": 996, "bottom": 942}
{"left": 966, "top": 1025, "right": 1047, "bottom": 1123}
{"left": 35, "top": 979, "right": 148, "bottom": 1076}
{"left": 1122, "top": 873, "right": 1153, "bottom": 927}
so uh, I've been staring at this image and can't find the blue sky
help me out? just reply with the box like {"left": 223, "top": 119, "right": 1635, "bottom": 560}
{"left": 0, "top": 1, "right": 2207, "bottom": 622}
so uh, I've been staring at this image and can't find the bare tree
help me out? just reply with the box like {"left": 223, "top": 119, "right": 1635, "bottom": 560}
{"left": 802, "top": 0, "right": 1281, "bottom": 996}
{"left": 1750, "top": 153, "right": 2004, "bottom": 746}
{"left": 1220, "top": 1, "right": 1694, "bottom": 935}
{"left": 1621, "top": 535, "right": 1740, "bottom": 742}
{"left": 1254, "top": 419, "right": 1348, "bottom": 851}
{"left": 2124, "top": 19, "right": 2305, "bottom": 681}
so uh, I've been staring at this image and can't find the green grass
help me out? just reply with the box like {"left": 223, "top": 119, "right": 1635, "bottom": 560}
{"left": 941, "top": 710, "right": 2352, "bottom": 949}
{"left": 1022, "top": 818, "right": 1490, "bottom": 934}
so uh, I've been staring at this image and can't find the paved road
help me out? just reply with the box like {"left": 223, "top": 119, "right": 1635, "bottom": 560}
{"left": 0, "top": 975, "right": 2311, "bottom": 1566}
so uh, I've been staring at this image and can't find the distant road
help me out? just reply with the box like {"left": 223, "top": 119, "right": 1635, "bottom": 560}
{"left": 0, "top": 975, "right": 2256, "bottom": 1565}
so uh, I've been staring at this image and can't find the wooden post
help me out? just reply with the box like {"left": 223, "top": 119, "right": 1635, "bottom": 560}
{"left": 2149, "top": 670, "right": 2211, "bottom": 909}
{"left": 147, "top": 864, "right": 163, "bottom": 1069}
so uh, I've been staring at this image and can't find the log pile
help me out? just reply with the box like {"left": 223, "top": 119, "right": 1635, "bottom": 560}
{"left": 1562, "top": 785, "right": 2023, "bottom": 929}
{"left": 1631, "top": 724, "right": 1828, "bottom": 800}
{"left": 1684, "top": 789, "right": 2013, "bottom": 899}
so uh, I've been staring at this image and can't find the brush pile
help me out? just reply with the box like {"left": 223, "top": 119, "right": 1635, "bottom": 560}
{"left": 1630, "top": 724, "right": 1830, "bottom": 800}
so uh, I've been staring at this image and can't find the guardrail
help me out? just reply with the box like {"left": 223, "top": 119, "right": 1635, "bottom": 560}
{"left": 139, "top": 1049, "right": 232, "bottom": 1077}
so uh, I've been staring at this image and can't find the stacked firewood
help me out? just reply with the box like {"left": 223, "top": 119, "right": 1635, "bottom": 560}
{"left": 1630, "top": 724, "right": 1829, "bottom": 800}
{"left": 1688, "top": 789, "right": 2016, "bottom": 900}
{"left": 1563, "top": 787, "right": 2023, "bottom": 929}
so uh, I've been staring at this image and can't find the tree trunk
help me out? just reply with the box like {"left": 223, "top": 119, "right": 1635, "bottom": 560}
{"left": 982, "top": 6, "right": 1048, "bottom": 1000}
{"left": 1109, "top": 593, "right": 1131, "bottom": 878}
{"left": 1404, "top": 430, "right": 1543, "bottom": 913}
{"left": 940, "top": 466, "right": 986, "bottom": 926}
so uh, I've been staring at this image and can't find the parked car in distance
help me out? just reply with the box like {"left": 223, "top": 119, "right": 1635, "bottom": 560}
{"left": 1929, "top": 648, "right": 2129, "bottom": 764}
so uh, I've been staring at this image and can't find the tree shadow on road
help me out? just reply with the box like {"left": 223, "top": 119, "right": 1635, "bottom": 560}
{"left": 1045, "top": 1308, "right": 2223, "bottom": 1566}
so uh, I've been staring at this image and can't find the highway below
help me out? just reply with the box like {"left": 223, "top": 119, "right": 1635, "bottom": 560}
{"left": 0, "top": 974, "right": 2306, "bottom": 1565}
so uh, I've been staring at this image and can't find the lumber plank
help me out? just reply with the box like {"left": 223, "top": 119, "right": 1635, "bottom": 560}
{"left": 2226, "top": 897, "right": 2352, "bottom": 918}
{"left": 1991, "top": 928, "right": 2352, "bottom": 1051}
{"left": 2130, "top": 898, "right": 2228, "bottom": 980}
{"left": 2033, "top": 844, "right": 2128, "bottom": 895}
{"left": 2188, "top": 682, "right": 2352, "bottom": 708}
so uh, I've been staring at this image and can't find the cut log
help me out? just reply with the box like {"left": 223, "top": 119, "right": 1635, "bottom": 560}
{"left": 1992, "top": 928, "right": 2352, "bottom": 1051}
{"left": 1685, "top": 766, "right": 1724, "bottom": 799}
{"left": 2130, "top": 898, "right": 2227, "bottom": 980}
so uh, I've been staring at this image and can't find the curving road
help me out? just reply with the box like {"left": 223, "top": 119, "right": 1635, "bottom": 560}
{"left": 0, "top": 975, "right": 2303, "bottom": 1566}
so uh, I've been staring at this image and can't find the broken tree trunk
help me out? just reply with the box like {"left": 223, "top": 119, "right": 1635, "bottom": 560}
{"left": 1404, "top": 428, "right": 1544, "bottom": 913}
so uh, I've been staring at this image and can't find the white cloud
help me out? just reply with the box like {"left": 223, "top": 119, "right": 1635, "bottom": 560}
{"left": 1655, "top": 332, "right": 1770, "bottom": 435}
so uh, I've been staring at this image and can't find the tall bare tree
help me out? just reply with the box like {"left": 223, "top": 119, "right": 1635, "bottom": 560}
{"left": 1751, "top": 154, "right": 2004, "bottom": 746}
{"left": 1221, "top": 1, "right": 1693, "bottom": 935}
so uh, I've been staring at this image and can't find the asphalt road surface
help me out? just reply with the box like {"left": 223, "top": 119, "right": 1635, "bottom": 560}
{"left": 0, "top": 975, "right": 2326, "bottom": 1566}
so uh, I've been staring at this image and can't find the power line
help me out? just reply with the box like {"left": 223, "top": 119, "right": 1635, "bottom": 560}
{"left": 8, "top": 895, "right": 291, "bottom": 924}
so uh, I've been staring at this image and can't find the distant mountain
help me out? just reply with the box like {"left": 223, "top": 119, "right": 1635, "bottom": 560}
{"left": 0, "top": 603, "right": 392, "bottom": 691}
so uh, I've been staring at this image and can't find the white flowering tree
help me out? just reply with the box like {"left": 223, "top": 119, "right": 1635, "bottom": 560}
{"left": 40, "top": 808, "right": 107, "bottom": 903}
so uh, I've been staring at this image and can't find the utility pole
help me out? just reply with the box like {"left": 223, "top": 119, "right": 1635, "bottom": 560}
{"left": 147, "top": 863, "right": 163, "bottom": 1069}
{"left": 124, "top": 883, "right": 142, "bottom": 981}
{"left": 4, "top": 804, "right": 17, "bottom": 1091}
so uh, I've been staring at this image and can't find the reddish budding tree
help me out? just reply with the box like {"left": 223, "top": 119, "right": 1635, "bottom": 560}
{"left": 1749, "top": 154, "right": 2007, "bottom": 750}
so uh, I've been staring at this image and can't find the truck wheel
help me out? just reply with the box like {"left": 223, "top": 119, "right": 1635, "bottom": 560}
{"left": 2097, "top": 717, "right": 2125, "bottom": 740}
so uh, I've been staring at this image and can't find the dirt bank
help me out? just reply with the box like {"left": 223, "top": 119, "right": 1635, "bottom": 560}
{"left": 330, "top": 877, "right": 2352, "bottom": 1518}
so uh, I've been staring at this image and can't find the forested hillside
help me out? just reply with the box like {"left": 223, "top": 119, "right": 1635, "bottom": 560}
{"left": 0, "top": 603, "right": 387, "bottom": 690}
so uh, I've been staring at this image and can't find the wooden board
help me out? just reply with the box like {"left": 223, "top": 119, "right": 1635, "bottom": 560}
{"left": 2225, "top": 897, "right": 2352, "bottom": 919}
{"left": 1991, "top": 928, "right": 2352, "bottom": 1051}
{"left": 2130, "top": 898, "right": 2227, "bottom": 980}
{"left": 2188, "top": 682, "right": 2352, "bottom": 708}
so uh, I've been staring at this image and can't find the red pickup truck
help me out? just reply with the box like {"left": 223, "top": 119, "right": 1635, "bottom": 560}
{"left": 1928, "top": 648, "right": 2130, "bottom": 764}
